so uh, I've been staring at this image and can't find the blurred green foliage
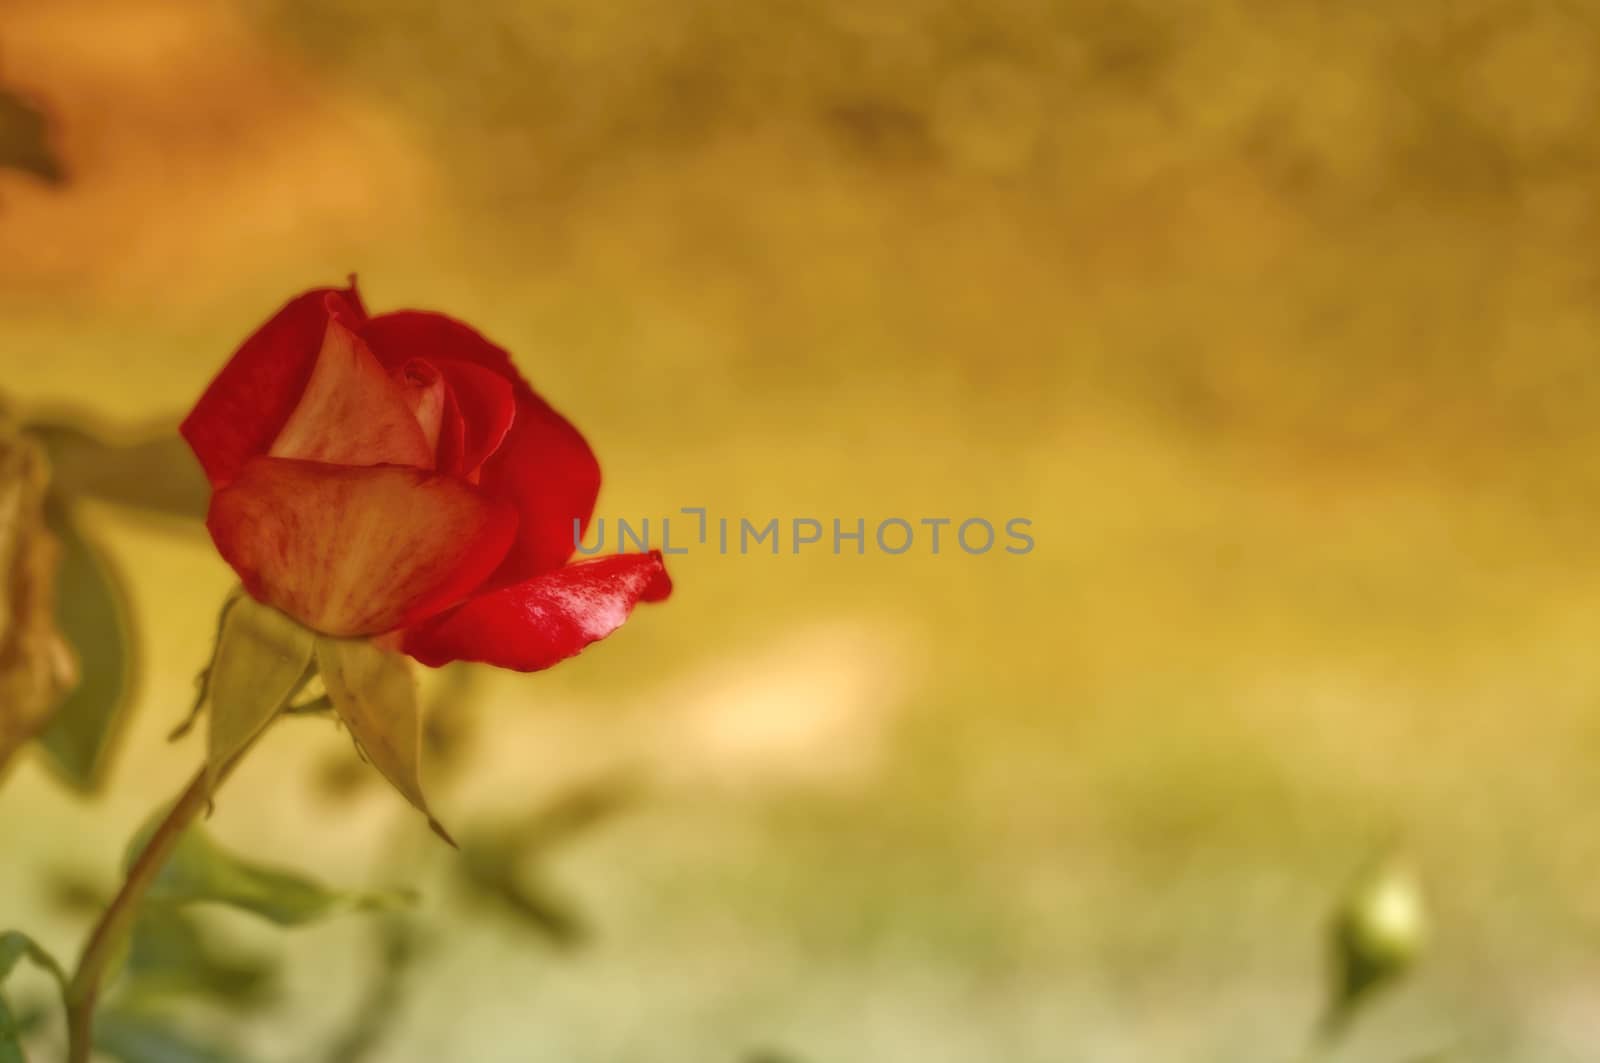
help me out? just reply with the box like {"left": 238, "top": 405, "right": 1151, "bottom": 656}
{"left": 129, "top": 821, "right": 413, "bottom": 927}
{"left": 35, "top": 498, "right": 136, "bottom": 791}
{"left": 456, "top": 776, "right": 637, "bottom": 949}
{"left": 0, "top": 932, "right": 65, "bottom": 1063}
{"left": 122, "top": 909, "right": 276, "bottom": 1012}
{"left": 28, "top": 420, "right": 208, "bottom": 523}
{"left": 93, "top": 1007, "right": 248, "bottom": 1063}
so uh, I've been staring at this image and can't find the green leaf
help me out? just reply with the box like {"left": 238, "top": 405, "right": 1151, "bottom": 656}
{"left": 0, "top": 933, "right": 65, "bottom": 991}
{"left": 456, "top": 778, "right": 635, "bottom": 948}
{"left": 204, "top": 596, "right": 314, "bottom": 792}
{"left": 0, "top": 937, "right": 25, "bottom": 983}
{"left": 317, "top": 916, "right": 420, "bottom": 1063}
{"left": 122, "top": 908, "right": 277, "bottom": 1012}
{"left": 130, "top": 821, "right": 412, "bottom": 927}
{"left": 456, "top": 858, "right": 586, "bottom": 949}
{"left": 0, "top": 931, "right": 66, "bottom": 1063}
{"left": 35, "top": 499, "right": 137, "bottom": 790}
{"left": 0, "top": 994, "right": 24, "bottom": 1063}
{"left": 94, "top": 1007, "right": 249, "bottom": 1063}
{"left": 26, "top": 419, "right": 207, "bottom": 521}
{"left": 315, "top": 637, "right": 454, "bottom": 846}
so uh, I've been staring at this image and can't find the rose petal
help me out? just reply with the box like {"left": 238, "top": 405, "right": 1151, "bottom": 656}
{"left": 478, "top": 393, "right": 602, "bottom": 580}
{"left": 401, "top": 551, "right": 672, "bottom": 671}
{"left": 208, "top": 457, "right": 516, "bottom": 637}
{"left": 363, "top": 309, "right": 519, "bottom": 379}
{"left": 268, "top": 313, "right": 434, "bottom": 469}
{"left": 431, "top": 358, "right": 515, "bottom": 479}
{"left": 363, "top": 311, "right": 600, "bottom": 580}
{"left": 182, "top": 283, "right": 367, "bottom": 486}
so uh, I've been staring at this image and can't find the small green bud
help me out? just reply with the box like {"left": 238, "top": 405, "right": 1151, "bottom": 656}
{"left": 1324, "top": 856, "right": 1429, "bottom": 1041}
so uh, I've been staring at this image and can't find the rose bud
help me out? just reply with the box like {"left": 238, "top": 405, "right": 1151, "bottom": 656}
{"left": 180, "top": 282, "right": 671, "bottom": 671}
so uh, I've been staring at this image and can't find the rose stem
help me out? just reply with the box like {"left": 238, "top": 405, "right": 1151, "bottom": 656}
{"left": 63, "top": 726, "right": 267, "bottom": 1062}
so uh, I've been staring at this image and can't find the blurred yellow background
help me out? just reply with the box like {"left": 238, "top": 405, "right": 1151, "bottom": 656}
{"left": 4, "top": 0, "right": 1600, "bottom": 1059}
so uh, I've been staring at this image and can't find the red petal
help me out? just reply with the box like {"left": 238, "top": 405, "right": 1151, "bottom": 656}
{"left": 268, "top": 313, "right": 434, "bottom": 468}
{"left": 208, "top": 458, "right": 516, "bottom": 637}
{"left": 401, "top": 551, "right": 672, "bottom": 671}
{"left": 478, "top": 392, "right": 602, "bottom": 580}
{"left": 182, "top": 283, "right": 367, "bottom": 487}
{"left": 432, "top": 358, "right": 514, "bottom": 479}
{"left": 363, "top": 311, "right": 600, "bottom": 580}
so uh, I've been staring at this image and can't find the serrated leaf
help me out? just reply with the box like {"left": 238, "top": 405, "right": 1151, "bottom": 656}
{"left": 205, "top": 596, "right": 314, "bottom": 792}
{"left": 26, "top": 420, "right": 206, "bottom": 521}
{"left": 94, "top": 1007, "right": 248, "bottom": 1063}
{"left": 315, "top": 637, "right": 454, "bottom": 846}
{"left": 129, "top": 820, "right": 412, "bottom": 927}
{"left": 35, "top": 500, "right": 136, "bottom": 790}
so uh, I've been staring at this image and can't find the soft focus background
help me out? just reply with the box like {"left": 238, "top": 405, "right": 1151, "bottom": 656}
{"left": 4, "top": 1, "right": 1600, "bottom": 1060}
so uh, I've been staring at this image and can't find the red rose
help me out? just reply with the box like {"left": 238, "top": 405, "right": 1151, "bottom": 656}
{"left": 181, "top": 281, "right": 670, "bottom": 671}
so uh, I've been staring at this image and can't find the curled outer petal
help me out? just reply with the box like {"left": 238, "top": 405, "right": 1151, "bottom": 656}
{"left": 182, "top": 283, "right": 366, "bottom": 486}
{"left": 402, "top": 551, "right": 671, "bottom": 672}
{"left": 208, "top": 457, "right": 516, "bottom": 637}
{"left": 267, "top": 312, "right": 433, "bottom": 469}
